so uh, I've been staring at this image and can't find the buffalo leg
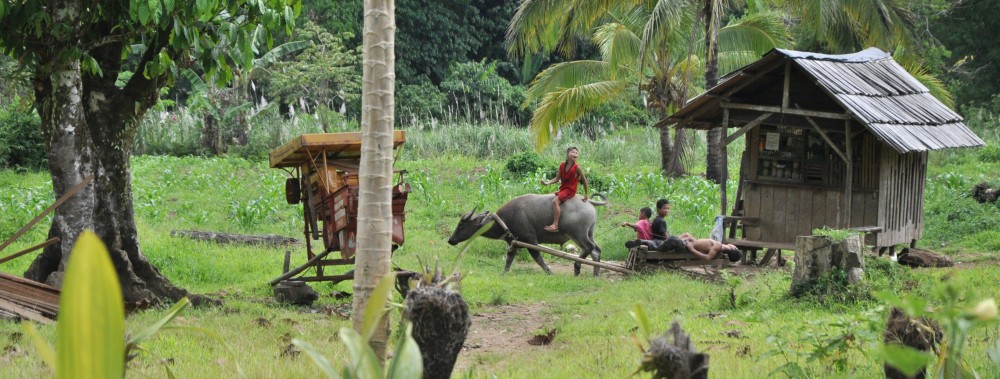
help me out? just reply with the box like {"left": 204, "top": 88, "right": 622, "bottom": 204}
{"left": 504, "top": 244, "right": 518, "bottom": 272}
{"left": 527, "top": 250, "right": 553, "bottom": 274}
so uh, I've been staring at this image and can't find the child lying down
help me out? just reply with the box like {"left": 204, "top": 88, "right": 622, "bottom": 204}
{"left": 626, "top": 233, "right": 741, "bottom": 262}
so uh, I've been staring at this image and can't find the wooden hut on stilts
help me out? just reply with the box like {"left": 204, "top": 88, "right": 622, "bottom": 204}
{"left": 662, "top": 48, "right": 985, "bottom": 264}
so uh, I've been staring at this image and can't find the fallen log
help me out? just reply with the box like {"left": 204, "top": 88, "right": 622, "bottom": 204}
{"left": 510, "top": 240, "right": 636, "bottom": 275}
{"left": 898, "top": 248, "right": 954, "bottom": 268}
{"left": 171, "top": 230, "right": 300, "bottom": 247}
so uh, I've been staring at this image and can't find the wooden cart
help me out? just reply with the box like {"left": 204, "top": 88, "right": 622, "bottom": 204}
{"left": 268, "top": 131, "right": 410, "bottom": 286}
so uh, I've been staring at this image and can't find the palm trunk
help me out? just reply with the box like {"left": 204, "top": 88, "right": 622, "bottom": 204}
{"left": 353, "top": 0, "right": 396, "bottom": 362}
{"left": 704, "top": 1, "right": 724, "bottom": 183}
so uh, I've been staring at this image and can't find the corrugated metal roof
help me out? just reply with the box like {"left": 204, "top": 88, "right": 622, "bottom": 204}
{"left": 666, "top": 47, "right": 985, "bottom": 153}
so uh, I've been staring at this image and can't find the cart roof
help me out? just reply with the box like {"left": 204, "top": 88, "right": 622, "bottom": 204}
{"left": 269, "top": 131, "right": 406, "bottom": 168}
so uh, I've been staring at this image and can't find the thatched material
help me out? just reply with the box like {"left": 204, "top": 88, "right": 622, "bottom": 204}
{"left": 972, "top": 182, "right": 998, "bottom": 203}
{"left": 640, "top": 321, "right": 709, "bottom": 379}
{"left": 884, "top": 307, "right": 941, "bottom": 379}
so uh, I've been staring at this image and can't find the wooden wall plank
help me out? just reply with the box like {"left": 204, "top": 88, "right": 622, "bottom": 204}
{"left": 812, "top": 188, "right": 827, "bottom": 229}
{"left": 775, "top": 187, "right": 789, "bottom": 241}
{"left": 760, "top": 185, "right": 775, "bottom": 241}
{"left": 745, "top": 184, "right": 761, "bottom": 240}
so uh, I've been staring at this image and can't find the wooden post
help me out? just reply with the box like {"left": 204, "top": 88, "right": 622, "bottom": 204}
{"left": 720, "top": 108, "right": 730, "bottom": 215}
{"left": 845, "top": 120, "right": 852, "bottom": 227}
{"left": 782, "top": 60, "right": 791, "bottom": 112}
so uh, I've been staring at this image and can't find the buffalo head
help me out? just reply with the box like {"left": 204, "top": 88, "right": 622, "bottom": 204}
{"left": 448, "top": 206, "right": 491, "bottom": 245}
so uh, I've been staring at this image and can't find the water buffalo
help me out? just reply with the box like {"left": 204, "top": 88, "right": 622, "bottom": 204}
{"left": 447, "top": 194, "right": 607, "bottom": 276}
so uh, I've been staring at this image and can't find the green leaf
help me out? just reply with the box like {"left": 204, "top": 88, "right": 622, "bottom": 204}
{"left": 361, "top": 273, "right": 397, "bottom": 341}
{"left": 57, "top": 230, "right": 125, "bottom": 379}
{"left": 21, "top": 323, "right": 56, "bottom": 369}
{"left": 882, "top": 343, "right": 932, "bottom": 377}
{"left": 629, "top": 304, "right": 652, "bottom": 342}
{"left": 291, "top": 338, "right": 341, "bottom": 379}
{"left": 339, "top": 328, "right": 381, "bottom": 379}
{"left": 385, "top": 323, "right": 423, "bottom": 379}
{"left": 128, "top": 297, "right": 189, "bottom": 345}
{"left": 196, "top": 0, "right": 213, "bottom": 21}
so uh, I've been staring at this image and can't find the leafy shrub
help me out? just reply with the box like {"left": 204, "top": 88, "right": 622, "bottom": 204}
{"left": 440, "top": 60, "right": 529, "bottom": 125}
{"left": 398, "top": 79, "right": 447, "bottom": 125}
{"left": 505, "top": 151, "right": 545, "bottom": 175}
{"left": 979, "top": 143, "right": 1000, "bottom": 163}
{"left": 0, "top": 108, "right": 46, "bottom": 170}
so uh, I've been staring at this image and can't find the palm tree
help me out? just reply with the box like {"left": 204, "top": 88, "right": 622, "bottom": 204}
{"left": 508, "top": 0, "right": 788, "bottom": 176}
{"left": 774, "top": 0, "right": 953, "bottom": 107}
{"left": 352, "top": 0, "right": 397, "bottom": 363}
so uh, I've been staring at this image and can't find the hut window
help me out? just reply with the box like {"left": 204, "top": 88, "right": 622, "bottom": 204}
{"left": 752, "top": 124, "right": 841, "bottom": 186}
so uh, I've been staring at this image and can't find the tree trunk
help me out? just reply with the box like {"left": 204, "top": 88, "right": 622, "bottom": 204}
{"left": 703, "top": 0, "right": 724, "bottom": 184}
{"left": 659, "top": 125, "right": 673, "bottom": 175}
{"left": 24, "top": 23, "right": 191, "bottom": 308}
{"left": 353, "top": 0, "right": 396, "bottom": 362}
{"left": 667, "top": 128, "right": 688, "bottom": 177}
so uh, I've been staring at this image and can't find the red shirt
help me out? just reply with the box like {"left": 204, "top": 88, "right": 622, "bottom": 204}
{"left": 555, "top": 162, "right": 580, "bottom": 202}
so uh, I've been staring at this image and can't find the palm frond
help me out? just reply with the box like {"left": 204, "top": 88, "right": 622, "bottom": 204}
{"left": 506, "top": 0, "right": 569, "bottom": 57}
{"left": 639, "top": 0, "right": 690, "bottom": 63}
{"left": 524, "top": 60, "right": 612, "bottom": 106}
{"left": 593, "top": 23, "right": 641, "bottom": 80}
{"left": 530, "top": 80, "right": 632, "bottom": 150}
{"left": 902, "top": 62, "right": 955, "bottom": 110}
{"left": 716, "top": 11, "right": 791, "bottom": 74}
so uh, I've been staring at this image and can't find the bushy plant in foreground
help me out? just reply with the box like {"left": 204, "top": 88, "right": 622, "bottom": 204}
{"left": 0, "top": 107, "right": 45, "bottom": 170}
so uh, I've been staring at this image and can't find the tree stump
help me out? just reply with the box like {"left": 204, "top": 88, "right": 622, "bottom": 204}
{"left": 898, "top": 248, "right": 954, "bottom": 268}
{"left": 791, "top": 235, "right": 865, "bottom": 294}
{"left": 403, "top": 286, "right": 471, "bottom": 379}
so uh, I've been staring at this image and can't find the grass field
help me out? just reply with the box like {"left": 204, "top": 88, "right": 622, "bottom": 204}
{"left": 1, "top": 124, "right": 999, "bottom": 378}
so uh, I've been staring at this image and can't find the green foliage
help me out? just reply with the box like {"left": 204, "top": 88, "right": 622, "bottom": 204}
{"left": 880, "top": 279, "right": 1000, "bottom": 378}
{"left": 266, "top": 21, "right": 361, "bottom": 118}
{"left": 0, "top": 107, "right": 45, "bottom": 170}
{"left": 439, "top": 60, "right": 529, "bottom": 126}
{"left": 751, "top": 307, "right": 885, "bottom": 377}
{"left": 397, "top": 80, "right": 447, "bottom": 125}
{"left": 811, "top": 227, "right": 862, "bottom": 243}
{"left": 979, "top": 144, "right": 1000, "bottom": 163}
{"left": 505, "top": 151, "right": 546, "bottom": 176}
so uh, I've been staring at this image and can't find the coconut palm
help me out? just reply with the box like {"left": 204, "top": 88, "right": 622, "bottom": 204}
{"left": 353, "top": 0, "right": 397, "bottom": 363}
{"left": 508, "top": 0, "right": 789, "bottom": 176}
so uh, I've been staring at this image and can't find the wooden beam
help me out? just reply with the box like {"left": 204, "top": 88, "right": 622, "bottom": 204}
{"left": 662, "top": 58, "right": 787, "bottom": 128}
{"left": 721, "top": 108, "right": 730, "bottom": 215}
{"left": 782, "top": 60, "right": 791, "bottom": 112}
{"left": 845, "top": 120, "right": 853, "bottom": 226}
{"left": 720, "top": 58, "right": 788, "bottom": 99}
{"left": 720, "top": 102, "right": 851, "bottom": 120}
{"left": 723, "top": 112, "right": 773, "bottom": 147}
{"left": 797, "top": 105, "right": 848, "bottom": 163}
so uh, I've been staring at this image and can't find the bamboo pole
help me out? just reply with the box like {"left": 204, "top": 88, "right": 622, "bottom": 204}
{"left": 0, "top": 175, "right": 93, "bottom": 254}
{"left": 510, "top": 241, "right": 636, "bottom": 275}
{"left": 0, "top": 238, "right": 59, "bottom": 265}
